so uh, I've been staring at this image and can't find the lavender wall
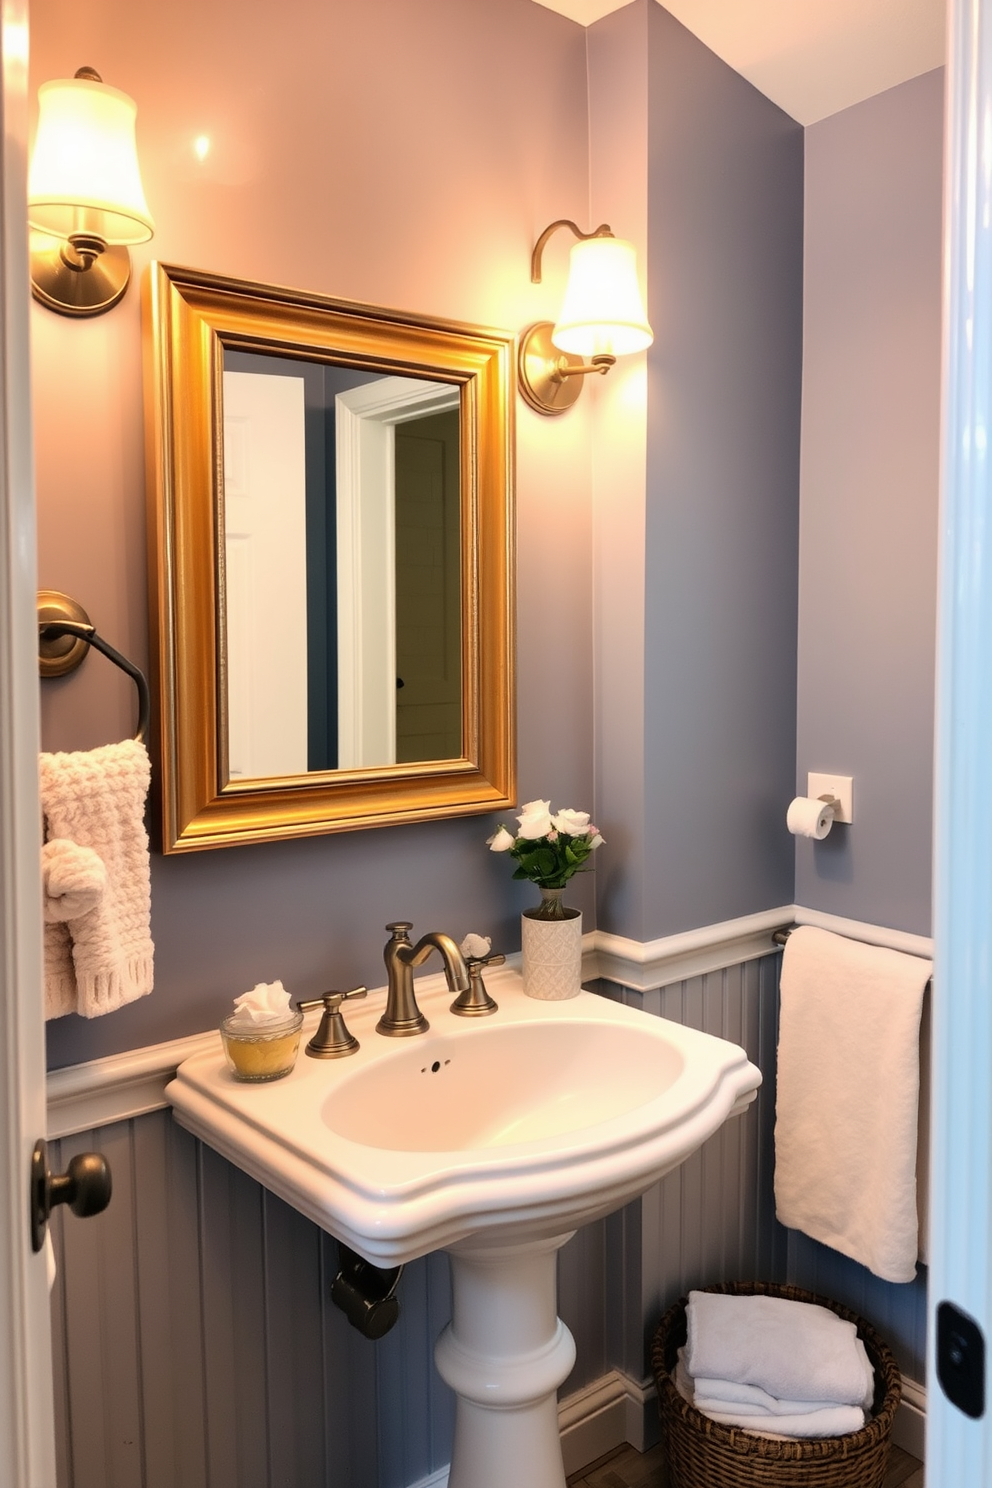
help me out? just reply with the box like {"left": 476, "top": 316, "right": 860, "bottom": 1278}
{"left": 795, "top": 69, "right": 943, "bottom": 935}
{"left": 32, "top": 0, "right": 598, "bottom": 1067}
{"left": 639, "top": 6, "right": 803, "bottom": 940}
{"left": 587, "top": 3, "right": 650, "bottom": 939}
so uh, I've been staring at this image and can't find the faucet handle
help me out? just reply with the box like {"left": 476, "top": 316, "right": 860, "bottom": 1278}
{"left": 450, "top": 953, "right": 502, "bottom": 1018}
{"left": 298, "top": 986, "right": 367, "bottom": 1058}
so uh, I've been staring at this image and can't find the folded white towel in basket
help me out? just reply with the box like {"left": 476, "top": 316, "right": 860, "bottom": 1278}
{"left": 674, "top": 1352, "right": 867, "bottom": 1438}
{"left": 692, "top": 1371, "right": 870, "bottom": 1417}
{"left": 774, "top": 925, "right": 931, "bottom": 1283}
{"left": 685, "top": 1291, "right": 875, "bottom": 1408}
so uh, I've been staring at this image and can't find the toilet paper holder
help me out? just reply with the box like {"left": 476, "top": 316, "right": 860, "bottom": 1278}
{"left": 786, "top": 774, "right": 854, "bottom": 841}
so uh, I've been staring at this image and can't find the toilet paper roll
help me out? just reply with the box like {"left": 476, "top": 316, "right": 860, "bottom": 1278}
{"left": 787, "top": 795, "right": 835, "bottom": 840}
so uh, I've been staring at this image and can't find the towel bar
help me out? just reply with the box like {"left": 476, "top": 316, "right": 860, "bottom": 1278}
{"left": 37, "top": 590, "right": 150, "bottom": 744}
{"left": 772, "top": 924, "right": 932, "bottom": 990}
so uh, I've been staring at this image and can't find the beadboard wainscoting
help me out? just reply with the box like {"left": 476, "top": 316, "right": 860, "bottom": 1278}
{"left": 46, "top": 909, "right": 928, "bottom": 1487}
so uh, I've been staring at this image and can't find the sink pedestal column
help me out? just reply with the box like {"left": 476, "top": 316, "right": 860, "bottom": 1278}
{"left": 436, "top": 1232, "right": 577, "bottom": 1488}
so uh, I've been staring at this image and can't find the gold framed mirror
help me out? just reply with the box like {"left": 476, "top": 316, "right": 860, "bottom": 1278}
{"left": 143, "top": 262, "right": 515, "bottom": 853}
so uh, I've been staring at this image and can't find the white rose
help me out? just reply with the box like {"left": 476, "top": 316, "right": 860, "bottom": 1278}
{"left": 516, "top": 798, "right": 554, "bottom": 839}
{"left": 487, "top": 826, "right": 516, "bottom": 852}
{"left": 461, "top": 933, "right": 492, "bottom": 959}
{"left": 589, "top": 831, "right": 605, "bottom": 849}
{"left": 552, "top": 808, "right": 591, "bottom": 837}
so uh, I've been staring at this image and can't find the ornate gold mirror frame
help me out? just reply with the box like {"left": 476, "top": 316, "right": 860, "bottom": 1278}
{"left": 143, "top": 262, "right": 515, "bottom": 853}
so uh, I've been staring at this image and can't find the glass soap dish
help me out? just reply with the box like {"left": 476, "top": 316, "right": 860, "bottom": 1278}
{"left": 220, "top": 1007, "right": 304, "bottom": 1082}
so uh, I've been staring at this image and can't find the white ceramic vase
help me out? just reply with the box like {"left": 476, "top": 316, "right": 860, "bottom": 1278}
{"left": 521, "top": 887, "right": 582, "bottom": 1001}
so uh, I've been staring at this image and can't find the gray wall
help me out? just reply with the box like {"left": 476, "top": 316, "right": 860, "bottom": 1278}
{"left": 796, "top": 69, "right": 944, "bottom": 935}
{"left": 638, "top": 4, "right": 804, "bottom": 940}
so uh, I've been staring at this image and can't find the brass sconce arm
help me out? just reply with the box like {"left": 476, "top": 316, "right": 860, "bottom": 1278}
{"left": 530, "top": 219, "right": 614, "bottom": 283}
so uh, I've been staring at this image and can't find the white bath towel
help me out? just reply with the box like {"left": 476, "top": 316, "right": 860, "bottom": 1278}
{"left": 774, "top": 926, "right": 931, "bottom": 1283}
{"left": 675, "top": 1351, "right": 866, "bottom": 1438}
{"left": 40, "top": 740, "right": 154, "bottom": 1018}
{"left": 685, "top": 1291, "right": 875, "bottom": 1407}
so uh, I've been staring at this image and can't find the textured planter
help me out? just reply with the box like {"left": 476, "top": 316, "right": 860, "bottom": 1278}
{"left": 521, "top": 891, "right": 582, "bottom": 1000}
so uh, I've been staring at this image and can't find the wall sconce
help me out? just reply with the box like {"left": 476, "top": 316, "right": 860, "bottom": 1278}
{"left": 28, "top": 67, "right": 154, "bottom": 317}
{"left": 518, "top": 219, "right": 653, "bottom": 416}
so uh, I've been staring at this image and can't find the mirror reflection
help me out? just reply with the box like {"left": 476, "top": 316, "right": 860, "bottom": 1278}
{"left": 222, "top": 351, "right": 462, "bottom": 778}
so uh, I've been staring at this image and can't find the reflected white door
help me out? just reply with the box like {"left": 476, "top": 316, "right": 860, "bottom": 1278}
{"left": 0, "top": 0, "right": 59, "bottom": 1478}
{"left": 223, "top": 370, "right": 309, "bottom": 778}
{"left": 335, "top": 377, "right": 458, "bottom": 769}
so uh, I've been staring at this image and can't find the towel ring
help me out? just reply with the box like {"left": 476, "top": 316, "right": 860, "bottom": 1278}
{"left": 38, "top": 591, "right": 150, "bottom": 745}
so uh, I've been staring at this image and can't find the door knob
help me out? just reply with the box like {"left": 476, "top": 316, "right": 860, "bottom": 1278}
{"left": 30, "top": 1137, "right": 112, "bottom": 1253}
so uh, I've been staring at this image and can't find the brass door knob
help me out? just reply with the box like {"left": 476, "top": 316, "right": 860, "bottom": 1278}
{"left": 30, "top": 1138, "right": 112, "bottom": 1252}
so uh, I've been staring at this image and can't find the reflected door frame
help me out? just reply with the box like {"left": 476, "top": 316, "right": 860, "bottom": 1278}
{"left": 335, "top": 378, "right": 459, "bottom": 769}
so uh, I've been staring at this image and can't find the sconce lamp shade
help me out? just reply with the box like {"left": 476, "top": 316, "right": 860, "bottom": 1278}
{"left": 28, "top": 77, "right": 154, "bottom": 245}
{"left": 552, "top": 237, "right": 652, "bottom": 358}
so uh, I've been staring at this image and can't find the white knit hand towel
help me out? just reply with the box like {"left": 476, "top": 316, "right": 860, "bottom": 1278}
{"left": 774, "top": 926, "right": 931, "bottom": 1283}
{"left": 41, "top": 838, "right": 108, "bottom": 1020}
{"left": 40, "top": 740, "right": 154, "bottom": 1018}
{"left": 42, "top": 837, "right": 107, "bottom": 922}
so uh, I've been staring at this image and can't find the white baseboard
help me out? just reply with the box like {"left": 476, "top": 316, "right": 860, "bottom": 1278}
{"left": 893, "top": 1376, "right": 926, "bottom": 1460}
{"left": 407, "top": 1468, "right": 449, "bottom": 1488}
{"left": 558, "top": 1369, "right": 657, "bottom": 1475}
{"left": 406, "top": 1369, "right": 924, "bottom": 1487}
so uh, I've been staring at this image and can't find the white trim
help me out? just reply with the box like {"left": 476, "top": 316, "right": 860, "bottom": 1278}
{"left": 791, "top": 906, "right": 933, "bottom": 961}
{"left": 892, "top": 1376, "right": 926, "bottom": 1461}
{"left": 583, "top": 903, "right": 931, "bottom": 992}
{"left": 585, "top": 906, "right": 793, "bottom": 990}
{"left": 406, "top": 1470, "right": 449, "bottom": 1488}
{"left": 0, "top": 1, "right": 58, "bottom": 1478}
{"left": 46, "top": 905, "right": 934, "bottom": 1135}
{"left": 46, "top": 1030, "right": 219, "bottom": 1138}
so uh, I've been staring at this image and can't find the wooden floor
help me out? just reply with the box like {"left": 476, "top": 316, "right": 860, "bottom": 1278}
{"left": 567, "top": 1441, "right": 924, "bottom": 1488}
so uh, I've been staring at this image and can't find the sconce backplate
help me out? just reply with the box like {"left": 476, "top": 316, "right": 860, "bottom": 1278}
{"left": 38, "top": 590, "right": 92, "bottom": 677}
{"left": 517, "top": 321, "right": 585, "bottom": 416}
{"left": 31, "top": 242, "right": 131, "bottom": 317}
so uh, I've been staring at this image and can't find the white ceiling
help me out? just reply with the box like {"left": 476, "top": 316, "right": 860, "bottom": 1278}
{"left": 531, "top": 0, "right": 946, "bottom": 125}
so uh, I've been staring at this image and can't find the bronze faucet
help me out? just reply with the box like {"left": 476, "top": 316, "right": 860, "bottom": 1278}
{"left": 378, "top": 922, "right": 470, "bottom": 1036}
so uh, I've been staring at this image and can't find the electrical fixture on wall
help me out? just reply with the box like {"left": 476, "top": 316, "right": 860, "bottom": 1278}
{"left": 28, "top": 67, "right": 154, "bottom": 317}
{"left": 518, "top": 219, "right": 653, "bottom": 416}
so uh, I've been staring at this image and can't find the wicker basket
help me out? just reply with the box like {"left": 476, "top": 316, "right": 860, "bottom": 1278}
{"left": 651, "top": 1282, "right": 901, "bottom": 1488}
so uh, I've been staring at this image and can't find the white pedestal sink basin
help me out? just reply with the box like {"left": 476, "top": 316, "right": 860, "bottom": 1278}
{"left": 168, "top": 967, "right": 760, "bottom": 1488}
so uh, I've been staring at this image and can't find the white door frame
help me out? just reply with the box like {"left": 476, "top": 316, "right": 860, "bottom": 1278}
{"left": 335, "top": 377, "right": 458, "bottom": 769}
{"left": 929, "top": 0, "right": 992, "bottom": 1478}
{"left": 0, "top": 0, "right": 59, "bottom": 1479}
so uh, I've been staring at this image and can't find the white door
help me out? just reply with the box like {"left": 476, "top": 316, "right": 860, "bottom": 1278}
{"left": 929, "top": 0, "right": 992, "bottom": 1480}
{"left": 0, "top": 0, "right": 59, "bottom": 1479}
{"left": 222, "top": 369, "right": 309, "bottom": 779}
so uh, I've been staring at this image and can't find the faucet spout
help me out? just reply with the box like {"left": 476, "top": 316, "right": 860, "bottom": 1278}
{"left": 378, "top": 923, "right": 470, "bottom": 1037}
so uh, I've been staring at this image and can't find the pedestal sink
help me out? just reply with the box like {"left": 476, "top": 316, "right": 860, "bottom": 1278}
{"left": 167, "top": 967, "right": 761, "bottom": 1488}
